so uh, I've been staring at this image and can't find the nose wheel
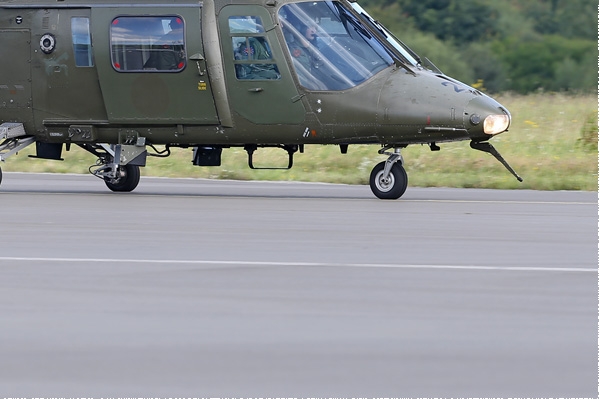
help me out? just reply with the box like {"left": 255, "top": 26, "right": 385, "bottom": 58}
{"left": 369, "top": 160, "right": 408, "bottom": 199}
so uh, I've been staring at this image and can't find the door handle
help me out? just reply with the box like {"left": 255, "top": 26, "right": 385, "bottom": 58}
{"left": 248, "top": 88, "right": 264, "bottom": 92}
{"left": 189, "top": 53, "right": 205, "bottom": 76}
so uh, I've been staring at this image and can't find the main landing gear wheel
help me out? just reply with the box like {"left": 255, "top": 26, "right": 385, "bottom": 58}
{"left": 369, "top": 161, "right": 408, "bottom": 199}
{"left": 104, "top": 164, "right": 140, "bottom": 192}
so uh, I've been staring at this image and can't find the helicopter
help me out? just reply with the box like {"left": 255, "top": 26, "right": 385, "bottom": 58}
{"left": 0, "top": 0, "right": 522, "bottom": 199}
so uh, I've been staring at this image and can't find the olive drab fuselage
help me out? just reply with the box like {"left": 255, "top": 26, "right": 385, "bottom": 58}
{"left": 0, "top": 0, "right": 520, "bottom": 199}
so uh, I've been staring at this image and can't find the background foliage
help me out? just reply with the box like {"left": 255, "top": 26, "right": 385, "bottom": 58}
{"left": 361, "top": 0, "right": 599, "bottom": 93}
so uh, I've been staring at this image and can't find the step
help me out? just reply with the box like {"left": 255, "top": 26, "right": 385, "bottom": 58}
{"left": 0, "top": 122, "right": 26, "bottom": 140}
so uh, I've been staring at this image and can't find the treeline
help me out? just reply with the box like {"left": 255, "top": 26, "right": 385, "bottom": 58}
{"left": 361, "top": 0, "right": 599, "bottom": 93}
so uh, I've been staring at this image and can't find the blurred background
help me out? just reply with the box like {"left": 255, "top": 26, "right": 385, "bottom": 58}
{"left": 361, "top": 0, "right": 598, "bottom": 94}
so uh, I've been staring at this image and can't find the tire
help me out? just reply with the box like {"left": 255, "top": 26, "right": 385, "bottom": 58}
{"left": 104, "top": 164, "right": 140, "bottom": 192}
{"left": 369, "top": 161, "right": 408, "bottom": 200}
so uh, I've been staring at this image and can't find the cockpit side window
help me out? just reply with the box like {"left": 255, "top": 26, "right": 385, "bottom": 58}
{"left": 228, "top": 16, "right": 280, "bottom": 80}
{"left": 110, "top": 16, "right": 186, "bottom": 72}
{"left": 279, "top": 1, "right": 393, "bottom": 90}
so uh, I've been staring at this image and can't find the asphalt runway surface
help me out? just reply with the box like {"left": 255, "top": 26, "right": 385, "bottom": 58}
{"left": 0, "top": 173, "right": 597, "bottom": 398}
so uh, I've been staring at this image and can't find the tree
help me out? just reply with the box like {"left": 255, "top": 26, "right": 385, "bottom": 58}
{"left": 464, "top": 43, "right": 508, "bottom": 93}
{"left": 495, "top": 35, "right": 598, "bottom": 93}
{"left": 397, "top": 0, "right": 500, "bottom": 43}
{"left": 361, "top": 0, "right": 599, "bottom": 93}
{"left": 522, "top": 0, "right": 599, "bottom": 40}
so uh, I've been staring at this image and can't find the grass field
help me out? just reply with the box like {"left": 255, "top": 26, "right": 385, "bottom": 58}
{"left": 2, "top": 92, "right": 598, "bottom": 191}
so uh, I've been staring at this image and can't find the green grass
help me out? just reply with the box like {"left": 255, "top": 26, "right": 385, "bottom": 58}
{"left": 3, "top": 92, "right": 598, "bottom": 191}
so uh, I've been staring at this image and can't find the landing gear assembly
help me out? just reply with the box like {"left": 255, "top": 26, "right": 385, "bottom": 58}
{"left": 80, "top": 143, "right": 146, "bottom": 192}
{"left": 369, "top": 146, "right": 408, "bottom": 200}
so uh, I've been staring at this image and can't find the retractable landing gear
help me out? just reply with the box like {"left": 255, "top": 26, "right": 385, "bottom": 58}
{"left": 369, "top": 146, "right": 408, "bottom": 200}
{"left": 80, "top": 143, "right": 145, "bottom": 192}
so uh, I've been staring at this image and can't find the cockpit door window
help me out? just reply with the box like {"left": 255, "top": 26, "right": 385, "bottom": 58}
{"left": 228, "top": 16, "right": 280, "bottom": 80}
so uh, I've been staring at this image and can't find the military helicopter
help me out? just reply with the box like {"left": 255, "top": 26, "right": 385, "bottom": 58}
{"left": 0, "top": 0, "right": 521, "bottom": 199}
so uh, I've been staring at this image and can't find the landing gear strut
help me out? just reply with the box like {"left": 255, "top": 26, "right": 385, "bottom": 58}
{"left": 80, "top": 143, "right": 145, "bottom": 192}
{"left": 369, "top": 146, "right": 408, "bottom": 199}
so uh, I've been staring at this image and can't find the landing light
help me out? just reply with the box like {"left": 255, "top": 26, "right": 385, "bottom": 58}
{"left": 483, "top": 114, "right": 510, "bottom": 135}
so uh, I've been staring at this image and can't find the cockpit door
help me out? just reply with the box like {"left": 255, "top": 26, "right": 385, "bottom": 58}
{"left": 218, "top": 5, "right": 305, "bottom": 124}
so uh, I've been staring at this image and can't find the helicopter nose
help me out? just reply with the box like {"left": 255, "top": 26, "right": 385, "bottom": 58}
{"left": 466, "top": 96, "right": 511, "bottom": 140}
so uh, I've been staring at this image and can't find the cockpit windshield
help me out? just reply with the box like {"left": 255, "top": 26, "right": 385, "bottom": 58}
{"left": 279, "top": 1, "right": 395, "bottom": 90}
{"left": 350, "top": 2, "right": 420, "bottom": 67}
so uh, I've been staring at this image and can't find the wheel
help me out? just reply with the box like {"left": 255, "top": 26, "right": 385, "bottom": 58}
{"left": 0, "top": 166, "right": 2, "bottom": 186}
{"left": 104, "top": 164, "right": 140, "bottom": 192}
{"left": 369, "top": 161, "right": 408, "bottom": 199}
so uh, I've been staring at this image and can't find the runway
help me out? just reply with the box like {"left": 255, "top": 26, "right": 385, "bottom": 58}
{"left": 0, "top": 173, "right": 597, "bottom": 397}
